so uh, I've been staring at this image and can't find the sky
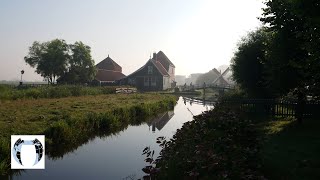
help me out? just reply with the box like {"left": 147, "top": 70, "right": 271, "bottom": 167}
{"left": 0, "top": 0, "right": 265, "bottom": 81}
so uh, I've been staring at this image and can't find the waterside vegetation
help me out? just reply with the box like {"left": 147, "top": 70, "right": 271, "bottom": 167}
{"left": 143, "top": 104, "right": 265, "bottom": 179}
{"left": 0, "top": 93, "right": 176, "bottom": 175}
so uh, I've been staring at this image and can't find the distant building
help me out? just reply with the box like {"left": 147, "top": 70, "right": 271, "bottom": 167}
{"left": 175, "top": 75, "right": 186, "bottom": 86}
{"left": 185, "top": 73, "right": 202, "bottom": 85}
{"left": 119, "top": 51, "right": 175, "bottom": 91}
{"left": 94, "top": 55, "right": 126, "bottom": 85}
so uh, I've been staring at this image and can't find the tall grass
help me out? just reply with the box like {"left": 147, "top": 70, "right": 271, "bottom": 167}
{"left": 0, "top": 138, "right": 10, "bottom": 174}
{"left": 0, "top": 85, "right": 117, "bottom": 100}
{"left": 0, "top": 94, "right": 176, "bottom": 175}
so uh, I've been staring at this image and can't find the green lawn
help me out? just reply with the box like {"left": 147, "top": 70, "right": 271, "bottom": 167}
{"left": 260, "top": 119, "right": 320, "bottom": 180}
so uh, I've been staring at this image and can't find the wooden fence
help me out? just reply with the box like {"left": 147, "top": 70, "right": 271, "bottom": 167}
{"left": 223, "top": 99, "right": 320, "bottom": 119}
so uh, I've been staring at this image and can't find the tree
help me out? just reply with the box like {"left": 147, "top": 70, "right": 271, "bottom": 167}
{"left": 24, "top": 39, "right": 69, "bottom": 84}
{"left": 260, "top": 0, "right": 320, "bottom": 98}
{"left": 231, "top": 28, "right": 272, "bottom": 98}
{"left": 58, "top": 41, "right": 96, "bottom": 84}
{"left": 25, "top": 40, "right": 96, "bottom": 85}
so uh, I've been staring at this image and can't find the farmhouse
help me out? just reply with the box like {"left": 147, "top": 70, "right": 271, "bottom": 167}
{"left": 119, "top": 51, "right": 176, "bottom": 91}
{"left": 95, "top": 55, "right": 126, "bottom": 85}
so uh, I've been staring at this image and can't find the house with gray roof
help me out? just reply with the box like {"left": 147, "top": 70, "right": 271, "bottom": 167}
{"left": 119, "top": 51, "right": 175, "bottom": 91}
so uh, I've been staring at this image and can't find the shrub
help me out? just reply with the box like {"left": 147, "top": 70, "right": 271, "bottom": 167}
{"left": 144, "top": 105, "right": 265, "bottom": 179}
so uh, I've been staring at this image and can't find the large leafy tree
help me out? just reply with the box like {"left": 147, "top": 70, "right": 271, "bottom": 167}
{"left": 231, "top": 28, "right": 272, "bottom": 98}
{"left": 260, "top": 0, "right": 320, "bottom": 98}
{"left": 58, "top": 41, "right": 96, "bottom": 84}
{"left": 24, "top": 39, "right": 69, "bottom": 84}
{"left": 25, "top": 40, "right": 96, "bottom": 84}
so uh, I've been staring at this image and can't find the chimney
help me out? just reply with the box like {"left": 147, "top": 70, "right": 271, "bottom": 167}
{"left": 152, "top": 52, "right": 157, "bottom": 61}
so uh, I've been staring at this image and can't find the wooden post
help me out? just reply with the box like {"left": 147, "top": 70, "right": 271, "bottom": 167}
{"left": 203, "top": 82, "right": 206, "bottom": 96}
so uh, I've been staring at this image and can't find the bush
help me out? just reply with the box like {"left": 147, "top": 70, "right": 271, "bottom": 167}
{"left": 144, "top": 105, "right": 265, "bottom": 179}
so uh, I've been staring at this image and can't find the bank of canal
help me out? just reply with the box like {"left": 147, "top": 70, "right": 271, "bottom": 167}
{"left": 9, "top": 97, "right": 213, "bottom": 180}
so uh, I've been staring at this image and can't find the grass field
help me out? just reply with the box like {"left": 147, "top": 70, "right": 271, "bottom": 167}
{"left": 260, "top": 119, "right": 320, "bottom": 180}
{"left": 0, "top": 85, "right": 117, "bottom": 100}
{"left": 0, "top": 93, "right": 176, "bottom": 175}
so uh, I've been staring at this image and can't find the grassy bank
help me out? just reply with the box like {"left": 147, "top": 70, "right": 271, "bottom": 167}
{"left": 0, "top": 93, "right": 176, "bottom": 175}
{"left": 0, "top": 85, "right": 117, "bottom": 100}
{"left": 260, "top": 119, "right": 320, "bottom": 180}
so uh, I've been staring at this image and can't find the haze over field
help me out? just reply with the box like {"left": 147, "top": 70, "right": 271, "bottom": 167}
{"left": 0, "top": 0, "right": 264, "bottom": 81}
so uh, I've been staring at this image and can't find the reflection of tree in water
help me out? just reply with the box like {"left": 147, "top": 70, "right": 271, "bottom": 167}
{"left": 147, "top": 111, "right": 174, "bottom": 133}
{"left": 5, "top": 121, "right": 143, "bottom": 178}
{"left": 3, "top": 169, "right": 25, "bottom": 179}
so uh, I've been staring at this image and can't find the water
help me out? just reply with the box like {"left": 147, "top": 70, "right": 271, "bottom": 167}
{"left": 11, "top": 97, "right": 214, "bottom": 180}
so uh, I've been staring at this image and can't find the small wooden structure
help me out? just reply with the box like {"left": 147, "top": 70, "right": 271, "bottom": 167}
{"left": 115, "top": 87, "right": 137, "bottom": 94}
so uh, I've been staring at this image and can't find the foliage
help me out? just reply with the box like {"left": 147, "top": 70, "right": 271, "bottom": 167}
{"left": 232, "top": 1, "right": 320, "bottom": 99}
{"left": 231, "top": 28, "right": 272, "bottom": 98}
{"left": 260, "top": 0, "right": 320, "bottom": 98}
{"left": 218, "top": 87, "right": 247, "bottom": 102}
{"left": 25, "top": 39, "right": 96, "bottom": 84}
{"left": 58, "top": 41, "right": 96, "bottom": 84}
{"left": 25, "top": 39, "right": 69, "bottom": 84}
{"left": 143, "top": 105, "right": 265, "bottom": 179}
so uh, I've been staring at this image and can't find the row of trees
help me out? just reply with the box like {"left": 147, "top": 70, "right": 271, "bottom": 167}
{"left": 25, "top": 39, "right": 96, "bottom": 84}
{"left": 231, "top": 0, "right": 320, "bottom": 99}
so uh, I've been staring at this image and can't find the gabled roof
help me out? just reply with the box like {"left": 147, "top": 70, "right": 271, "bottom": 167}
{"left": 124, "top": 59, "right": 169, "bottom": 79}
{"left": 96, "top": 56, "right": 122, "bottom": 72}
{"left": 152, "top": 51, "right": 175, "bottom": 71}
{"left": 151, "top": 59, "right": 170, "bottom": 76}
{"left": 95, "top": 69, "right": 126, "bottom": 82}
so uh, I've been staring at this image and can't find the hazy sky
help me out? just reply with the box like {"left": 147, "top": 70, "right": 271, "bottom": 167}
{"left": 0, "top": 0, "right": 264, "bottom": 81}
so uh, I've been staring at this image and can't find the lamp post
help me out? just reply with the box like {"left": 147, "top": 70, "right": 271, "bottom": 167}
{"left": 20, "top": 70, "right": 24, "bottom": 85}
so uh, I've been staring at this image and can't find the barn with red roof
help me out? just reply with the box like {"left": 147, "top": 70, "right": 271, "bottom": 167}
{"left": 95, "top": 55, "right": 126, "bottom": 84}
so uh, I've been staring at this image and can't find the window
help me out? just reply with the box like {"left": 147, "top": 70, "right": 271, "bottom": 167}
{"left": 148, "top": 66, "right": 153, "bottom": 74}
{"left": 144, "top": 77, "right": 149, "bottom": 86}
{"left": 128, "top": 78, "right": 135, "bottom": 85}
{"left": 151, "top": 77, "right": 156, "bottom": 86}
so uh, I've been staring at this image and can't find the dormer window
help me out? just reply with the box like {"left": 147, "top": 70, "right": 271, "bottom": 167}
{"left": 148, "top": 66, "right": 153, "bottom": 74}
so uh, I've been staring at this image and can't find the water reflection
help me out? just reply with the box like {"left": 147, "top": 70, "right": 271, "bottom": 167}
{"left": 10, "top": 97, "right": 213, "bottom": 180}
{"left": 147, "top": 111, "right": 174, "bottom": 133}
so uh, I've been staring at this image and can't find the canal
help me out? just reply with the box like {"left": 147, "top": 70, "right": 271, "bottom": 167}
{"left": 11, "top": 97, "right": 214, "bottom": 180}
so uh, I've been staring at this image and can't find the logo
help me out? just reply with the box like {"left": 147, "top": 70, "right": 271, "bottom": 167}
{"left": 11, "top": 135, "right": 45, "bottom": 169}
